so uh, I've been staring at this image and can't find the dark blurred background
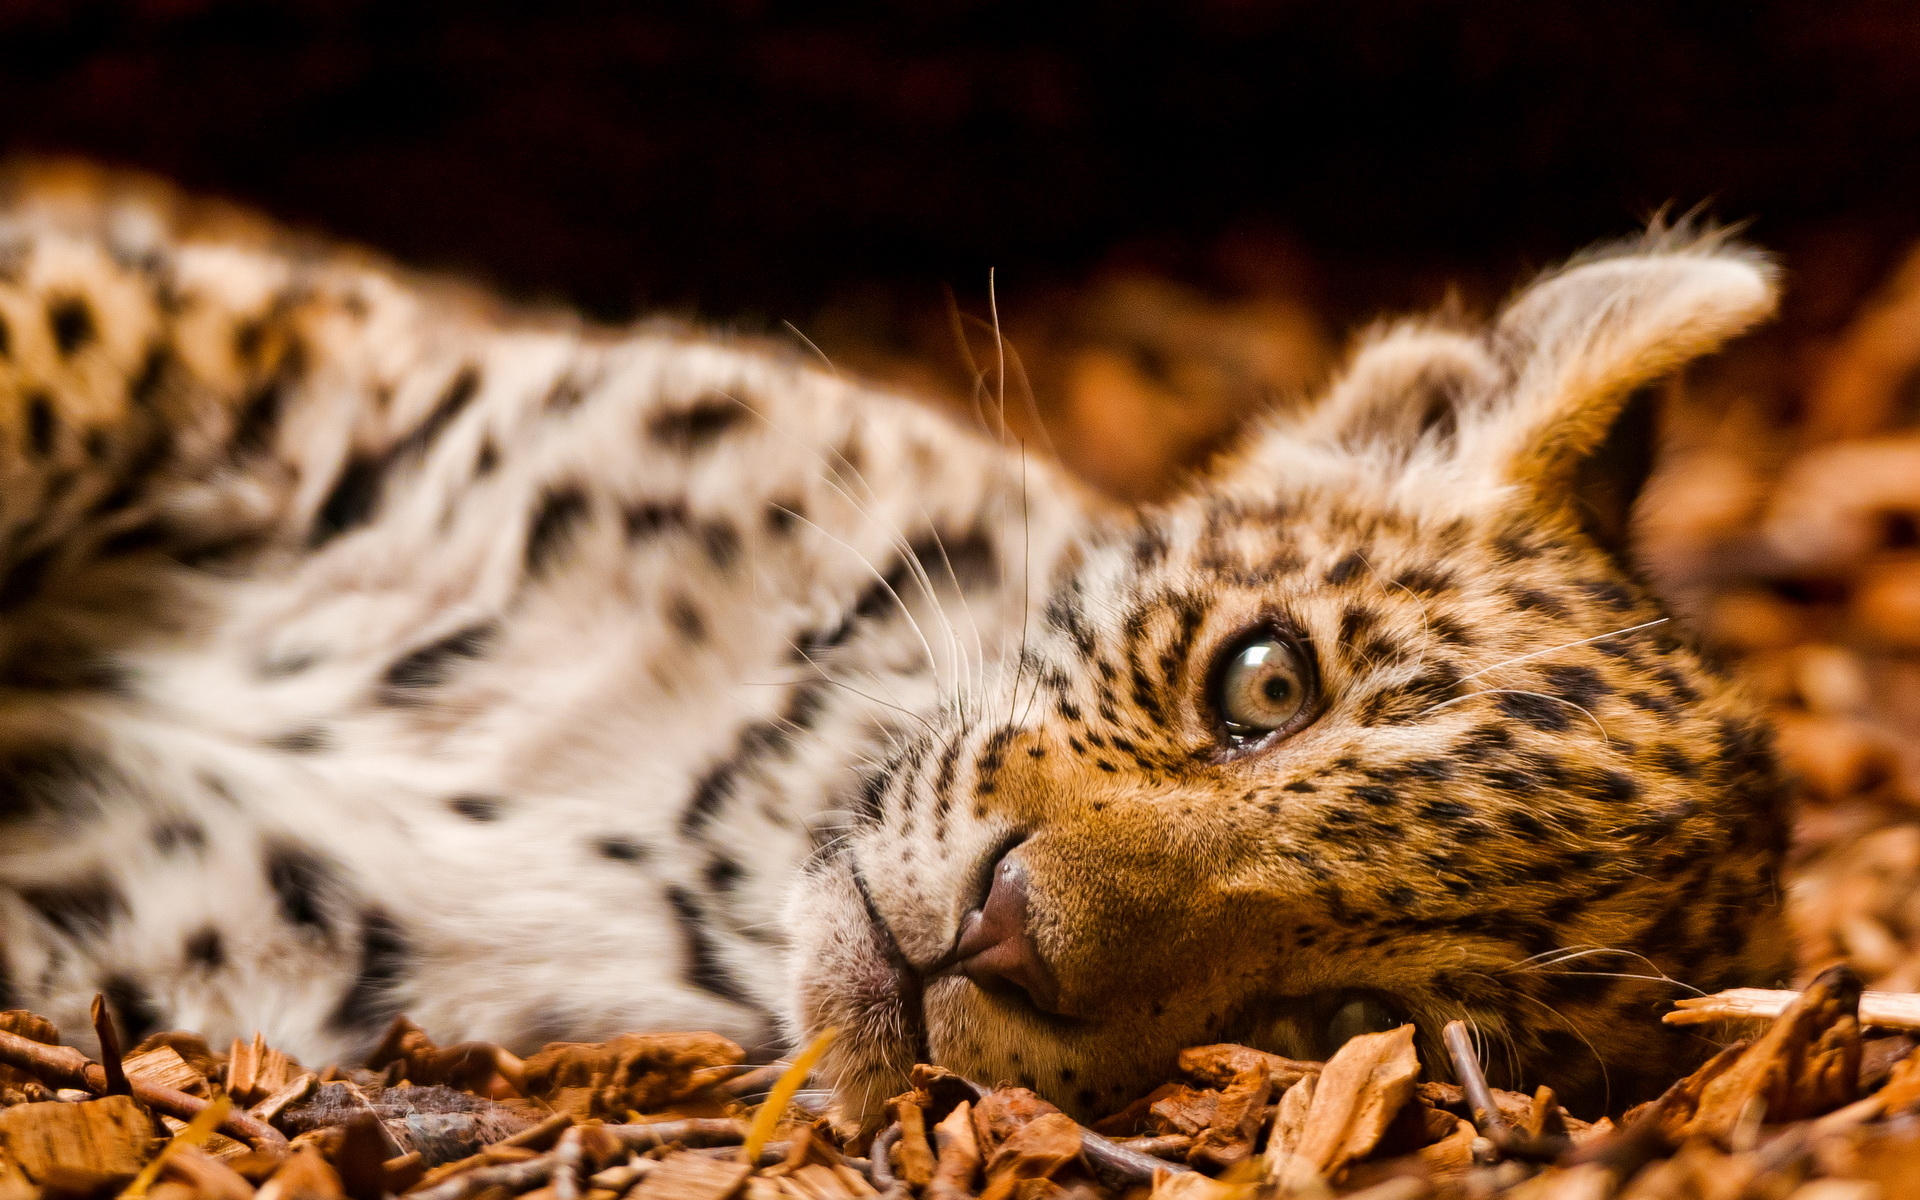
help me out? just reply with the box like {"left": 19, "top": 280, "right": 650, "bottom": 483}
{"left": 6, "top": 1, "right": 1918, "bottom": 327}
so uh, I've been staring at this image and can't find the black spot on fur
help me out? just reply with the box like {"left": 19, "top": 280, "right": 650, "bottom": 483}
{"left": 185, "top": 927, "right": 225, "bottom": 970}
{"left": 1627, "top": 689, "right": 1675, "bottom": 718}
{"left": 265, "top": 726, "right": 331, "bottom": 752}
{"left": 597, "top": 836, "right": 650, "bottom": 863}
{"left": 649, "top": 396, "right": 747, "bottom": 451}
{"left": 665, "top": 886, "right": 752, "bottom": 1002}
{"left": 544, "top": 374, "right": 587, "bottom": 412}
{"left": 706, "top": 855, "right": 745, "bottom": 892}
{"left": 1044, "top": 591, "right": 1097, "bottom": 657}
{"left": 235, "top": 379, "right": 290, "bottom": 457}
{"left": 1543, "top": 663, "right": 1611, "bottom": 708}
{"left": 1506, "top": 586, "right": 1567, "bottom": 617}
{"left": 83, "top": 429, "right": 110, "bottom": 461}
{"left": 101, "top": 975, "right": 158, "bottom": 1044}
{"left": 1419, "top": 798, "right": 1475, "bottom": 822}
{"left": 909, "top": 527, "right": 1000, "bottom": 592}
{"left": 1577, "top": 579, "right": 1636, "bottom": 611}
{"left": 1495, "top": 690, "right": 1572, "bottom": 732}
{"left": 0, "top": 313, "right": 10, "bottom": 356}
{"left": 625, "top": 501, "right": 690, "bottom": 542}
{"left": 669, "top": 596, "right": 707, "bottom": 642}
{"left": 450, "top": 794, "right": 504, "bottom": 821}
{"left": 475, "top": 438, "right": 499, "bottom": 476}
{"left": 382, "top": 622, "right": 497, "bottom": 701}
{"left": 47, "top": 296, "right": 95, "bottom": 356}
{"left": 1579, "top": 767, "right": 1641, "bottom": 804}
{"left": 151, "top": 818, "right": 206, "bottom": 855}
{"left": 1393, "top": 565, "right": 1455, "bottom": 594}
{"left": 22, "top": 875, "right": 126, "bottom": 939}
{"left": 330, "top": 909, "right": 413, "bottom": 1031}
{"left": 416, "top": 366, "right": 482, "bottom": 453}
{"left": 266, "top": 843, "right": 340, "bottom": 935}
{"left": 682, "top": 764, "right": 736, "bottom": 834}
{"left": 25, "top": 393, "right": 56, "bottom": 457}
{"left": 310, "top": 367, "right": 478, "bottom": 547}
{"left": 0, "top": 743, "right": 109, "bottom": 822}
{"left": 0, "top": 547, "right": 53, "bottom": 613}
{"left": 855, "top": 769, "right": 890, "bottom": 822}
{"left": 1502, "top": 809, "right": 1549, "bottom": 840}
{"left": 1325, "top": 552, "right": 1366, "bottom": 586}
{"left": 1653, "top": 744, "right": 1699, "bottom": 778}
{"left": 311, "top": 456, "right": 385, "bottom": 547}
{"left": 525, "top": 486, "right": 591, "bottom": 577}
{"left": 701, "top": 520, "right": 741, "bottom": 570}
{"left": 766, "top": 499, "right": 802, "bottom": 535}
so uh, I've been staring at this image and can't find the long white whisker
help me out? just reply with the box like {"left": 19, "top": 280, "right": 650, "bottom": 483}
{"left": 781, "top": 320, "right": 839, "bottom": 376}
{"left": 720, "top": 388, "right": 965, "bottom": 697}
{"left": 1459, "top": 617, "right": 1669, "bottom": 682}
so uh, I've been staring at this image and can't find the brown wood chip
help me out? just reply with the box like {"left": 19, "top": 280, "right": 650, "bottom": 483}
{"left": 0, "top": 1094, "right": 156, "bottom": 1186}
{"left": 891, "top": 1099, "right": 936, "bottom": 1188}
{"left": 628, "top": 1152, "right": 752, "bottom": 1200}
{"left": 1265, "top": 1025, "right": 1420, "bottom": 1189}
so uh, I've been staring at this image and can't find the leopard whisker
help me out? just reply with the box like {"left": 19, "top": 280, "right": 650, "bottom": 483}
{"left": 780, "top": 320, "right": 839, "bottom": 377}
{"left": 735, "top": 391, "right": 974, "bottom": 700}
{"left": 1458, "top": 617, "right": 1669, "bottom": 683}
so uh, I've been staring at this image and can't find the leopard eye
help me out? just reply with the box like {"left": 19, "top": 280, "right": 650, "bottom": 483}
{"left": 1213, "top": 632, "right": 1312, "bottom": 745}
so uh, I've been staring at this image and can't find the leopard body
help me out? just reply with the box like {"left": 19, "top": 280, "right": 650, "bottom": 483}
{"left": 0, "top": 167, "right": 1791, "bottom": 1125}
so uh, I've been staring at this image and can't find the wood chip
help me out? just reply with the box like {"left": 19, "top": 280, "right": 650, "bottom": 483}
{"left": 925, "top": 1100, "right": 981, "bottom": 1200}
{"left": 257, "top": 1144, "right": 348, "bottom": 1200}
{"left": 0, "top": 1094, "right": 157, "bottom": 1186}
{"left": 126, "top": 1045, "right": 212, "bottom": 1098}
{"left": 521, "top": 1034, "right": 744, "bottom": 1122}
{"left": 1176, "top": 1046, "right": 1321, "bottom": 1093}
{"left": 1146, "top": 1168, "right": 1250, "bottom": 1200}
{"left": 627, "top": 1152, "right": 751, "bottom": 1200}
{"left": 229, "top": 1033, "right": 305, "bottom": 1108}
{"left": 160, "top": 1143, "right": 258, "bottom": 1200}
{"left": 1259, "top": 1073, "right": 1316, "bottom": 1186}
{"left": 970, "top": 1089, "right": 1062, "bottom": 1157}
{"left": 1265, "top": 1025, "right": 1419, "bottom": 1189}
{"left": 1668, "top": 986, "right": 1920, "bottom": 1031}
{"left": 890, "top": 1099, "right": 936, "bottom": 1188}
{"left": 979, "top": 1113, "right": 1083, "bottom": 1200}
{"left": 1690, "top": 965, "right": 1863, "bottom": 1139}
{"left": 1185, "top": 1068, "right": 1272, "bottom": 1171}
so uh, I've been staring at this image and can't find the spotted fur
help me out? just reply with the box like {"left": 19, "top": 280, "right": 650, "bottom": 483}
{"left": 0, "top": 166, "right": 1788, "bottom": 1127}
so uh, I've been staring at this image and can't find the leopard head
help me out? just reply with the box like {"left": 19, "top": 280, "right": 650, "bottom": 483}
{"left": 787, "top": 230, "right": 1794, "bottom": 1128}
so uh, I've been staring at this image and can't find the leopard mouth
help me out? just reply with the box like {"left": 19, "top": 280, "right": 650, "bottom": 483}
{"left": 849, "top": 862, "right": 1406, "bottom": 1064}
{"left": 848, "top": 863, "right": 932, "bottom": 1062}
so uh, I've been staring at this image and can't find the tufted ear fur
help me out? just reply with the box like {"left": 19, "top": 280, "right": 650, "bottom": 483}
{"left": 1465, "top": 229, "right": 1777, "bottom": 505}
{"left": 1221, "top": 229, "right": 1778, "bottom": 549}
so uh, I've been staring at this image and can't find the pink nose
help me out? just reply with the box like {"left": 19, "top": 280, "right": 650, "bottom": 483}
{"left": 953, "top": 850, "right": 1060, "bottom": 1012}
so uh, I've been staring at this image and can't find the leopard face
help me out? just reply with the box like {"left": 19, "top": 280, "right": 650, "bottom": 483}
{"left": 788, "top": 232, "right": 1795, "bottom": 1127}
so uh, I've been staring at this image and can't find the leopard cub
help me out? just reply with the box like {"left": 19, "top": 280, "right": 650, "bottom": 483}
{"left": 0, "top": 166, "right": 1785, "bottom": 1128}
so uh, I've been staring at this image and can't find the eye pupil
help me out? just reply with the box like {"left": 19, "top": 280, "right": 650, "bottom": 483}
{"left": 1263, "top": 678, "right": 1290, "bottom": 702}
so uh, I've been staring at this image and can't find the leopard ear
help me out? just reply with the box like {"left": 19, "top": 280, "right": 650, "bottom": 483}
{"left": 1213, "top": 229, "right": 1776, "bottom": 536}
{"left": 1461, "top": 230, "right": 1778, "bottom": 507}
